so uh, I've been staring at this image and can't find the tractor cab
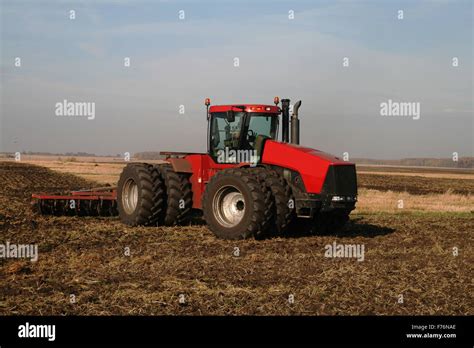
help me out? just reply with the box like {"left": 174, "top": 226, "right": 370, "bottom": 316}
{"left": 206, "top": 101, "right": 280, "bottom": 164}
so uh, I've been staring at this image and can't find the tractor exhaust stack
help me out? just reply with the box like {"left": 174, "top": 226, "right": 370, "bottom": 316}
{"left": 281, "top": 99, "right": 290, "bottom": 143}
{"left": 291, "top": 100, "right": 302, "bottom": 145}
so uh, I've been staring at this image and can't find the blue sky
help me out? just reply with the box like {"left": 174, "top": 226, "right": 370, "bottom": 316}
{"left": 1, "top": 0, "right": 472, "bottom": 158}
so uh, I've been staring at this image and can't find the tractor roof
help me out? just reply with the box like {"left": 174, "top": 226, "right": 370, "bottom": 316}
{"left": 209, "top": 104, "right": 280, "bottom": 114}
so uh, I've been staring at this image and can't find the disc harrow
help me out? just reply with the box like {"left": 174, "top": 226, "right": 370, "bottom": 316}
{"left": 31, "top": 187, "right": 118, "bottom": 217}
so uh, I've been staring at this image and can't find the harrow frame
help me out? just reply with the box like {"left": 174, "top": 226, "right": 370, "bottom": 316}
{"left": 31, "top": 187, "right": 118, "bottom": 216}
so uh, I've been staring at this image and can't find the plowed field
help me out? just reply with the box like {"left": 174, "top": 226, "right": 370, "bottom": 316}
{"left": 0, "top": 162, "right": 472, "bottom": 315}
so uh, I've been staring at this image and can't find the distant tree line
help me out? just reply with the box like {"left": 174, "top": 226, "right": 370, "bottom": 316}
{"left": 353, "top": 157, "right": 473, "bottom": 169}
{"left": 134, "top": 152, "right": 163, "bottom": 160}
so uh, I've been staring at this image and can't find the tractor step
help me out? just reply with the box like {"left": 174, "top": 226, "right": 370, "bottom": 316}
{"left": 31, "top": 187, "right": 118, "bottom": 216}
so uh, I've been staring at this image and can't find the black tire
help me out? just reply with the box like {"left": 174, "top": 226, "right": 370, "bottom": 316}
{"left": 202, "top": 168, "right": 266, "bottom": 240}
{"left": 149, "top": 165, "right": 166, "bottom": 225}
{"left": 262, "top": 167, "right": 295, "bottom": 234}
{"left": 176, "top": 173, "right": 193, "bottom": 225}
{"left": 156, "top": 164, "right": 192, "bottom": 226}
{"left": 266, "top": 176, "right": 294, "bottom": 234}
{"left": 117, "top": 163, "right": 159, "bottom": 226}
{"left": 248, "top": 167, "right": 275, "bottom": 238}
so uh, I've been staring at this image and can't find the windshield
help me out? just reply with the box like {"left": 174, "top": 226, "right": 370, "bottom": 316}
{"left": 246, "top": 113, "right": 278, "bottom": 149}
{"left": 209, "top": 112, "right": 278, "bottom": 162}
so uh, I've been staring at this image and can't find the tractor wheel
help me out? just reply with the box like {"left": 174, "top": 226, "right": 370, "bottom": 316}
{"left": 265, "top": 176, "right": 294, "bottom": 234}
{"left": 176, "top": 173, "right": 193, "bottom": 225}
{"left": 261, "top": 167, "right": 295, "bottom": 234}
{"left": 202, "top": 168, "right": 266, "bottom": 240}
{"left": 148, "top": 165, "right": 166, "bottom": 225}
{"left": 117, "top": 163, "right": 159, "bottom": 226}
{"left": 155, "top": 164, "right": 192, "bottom": 226}
{"left": 247, "top": 167, "right": 275, "bottom": 238}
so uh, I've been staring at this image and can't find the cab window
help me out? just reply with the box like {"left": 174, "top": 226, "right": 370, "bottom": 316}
{"left": 210, "top": 112, "right": 245, "bottom": 156}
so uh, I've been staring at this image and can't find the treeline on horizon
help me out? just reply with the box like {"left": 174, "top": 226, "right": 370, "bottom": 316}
{"left": 352, "top": 157, "right": 473, "bottom": 169}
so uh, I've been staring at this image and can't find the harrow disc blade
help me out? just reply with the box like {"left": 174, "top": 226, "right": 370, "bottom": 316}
{"left": 32, "top": 188, "right": 118, "bottom": 217}
{"left": 52, "top": 199, "right": 67, "bottom": 216}
{"left": 41, "top": 200, "right": 54, "bottom": 215}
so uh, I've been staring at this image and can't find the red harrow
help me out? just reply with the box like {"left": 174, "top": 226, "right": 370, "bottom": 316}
{"left": 31, "top": 187, "right": 118, "bottom": 217}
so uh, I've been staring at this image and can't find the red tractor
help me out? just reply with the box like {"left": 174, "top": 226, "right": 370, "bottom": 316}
{"left": 116, "top": 97, "right": 357, "bottom": 239}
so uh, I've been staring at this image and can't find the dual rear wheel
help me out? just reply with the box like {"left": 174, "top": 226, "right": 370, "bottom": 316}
{"left": 117, "top": 163, "right": 192, "bottom": 226}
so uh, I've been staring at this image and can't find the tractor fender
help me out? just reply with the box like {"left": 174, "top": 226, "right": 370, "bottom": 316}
{"left": 167, "top": 158, "right": 193, "bottom": 174}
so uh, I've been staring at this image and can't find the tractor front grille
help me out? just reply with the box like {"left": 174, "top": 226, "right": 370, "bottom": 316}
{"left": 321, "top": 165, "right": 358, "bottom": 196}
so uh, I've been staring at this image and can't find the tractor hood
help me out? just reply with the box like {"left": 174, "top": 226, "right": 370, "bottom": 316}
{"left": 261, "top": 140, "right": 355, "bottom": 194}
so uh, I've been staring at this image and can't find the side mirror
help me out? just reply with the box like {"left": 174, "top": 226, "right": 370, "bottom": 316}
{"left": 226, "top": 110, "right": 235, "bottom": 122}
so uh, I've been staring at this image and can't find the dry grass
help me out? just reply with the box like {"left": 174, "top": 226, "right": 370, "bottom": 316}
{"left": 27, "top": 161, "right": 123, "bottom": 185}
{"left": 357, "top": 189, "right": 474, "bottom": 213}
{"left": 358, "top": 173, "right": 473, "bottom": 195}
{"left": 357, "top": 171, "right": 474, "bottom": 180}
{"left": 357, "top": 165, "right": 472, "bottom": 175}
{"left": 14, "top": 159, "right": 166, "bottom": 185}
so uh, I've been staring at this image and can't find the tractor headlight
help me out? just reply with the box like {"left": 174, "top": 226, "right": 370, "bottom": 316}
{"left": 331, "top": 196, "right": 345, "bottom": 202}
